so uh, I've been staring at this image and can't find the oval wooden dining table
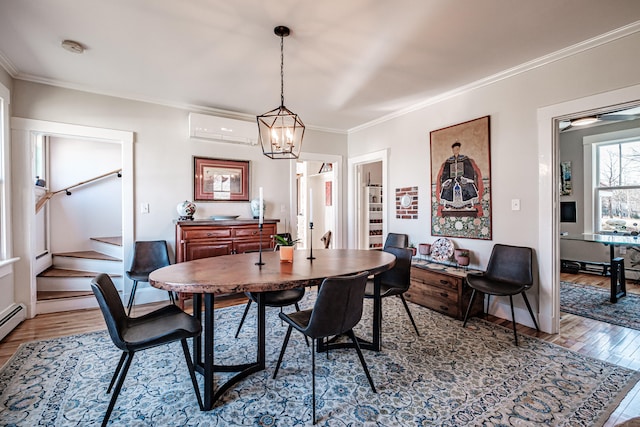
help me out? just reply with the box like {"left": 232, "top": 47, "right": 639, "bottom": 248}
{"left": 149, "top": 248, "right": 396, "bottom": 410}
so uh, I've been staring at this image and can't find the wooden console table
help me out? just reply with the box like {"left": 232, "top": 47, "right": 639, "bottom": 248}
{"left": 406, "top": 260, "right": 484, "bottom": 320}
{"left": 174, "top": 219, "right": 278, "bottom": 307}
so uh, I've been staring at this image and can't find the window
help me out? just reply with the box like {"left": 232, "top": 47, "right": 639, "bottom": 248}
{"left": 595, "top": 139, "right": 640, "bottom": 233}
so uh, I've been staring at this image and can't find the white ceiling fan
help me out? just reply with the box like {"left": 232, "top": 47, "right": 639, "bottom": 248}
{"left": 559, "top": 106, "right": 640, "bottom": 132}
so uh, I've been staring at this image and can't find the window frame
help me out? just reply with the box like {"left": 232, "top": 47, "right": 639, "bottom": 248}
{"left": 586, "top": 128, "right": 640, "bottom": 234}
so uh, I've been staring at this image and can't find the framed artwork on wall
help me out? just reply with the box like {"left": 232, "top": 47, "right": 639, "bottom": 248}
{"left": 560, "top": 161, "right": 572, "bottom": 196}
{"left": 193, "top": 157, "right": 250, "bottom": 201}
{"left": 430, "top": 116, "right": 492, "bottom": 240}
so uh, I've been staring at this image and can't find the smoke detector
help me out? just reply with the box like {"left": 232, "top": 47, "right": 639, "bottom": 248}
{"left": 61, "top": 39, "right": 85, "bottom": 54}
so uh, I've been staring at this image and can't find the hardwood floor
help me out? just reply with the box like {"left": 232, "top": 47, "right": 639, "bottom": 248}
{"left": 1, "top": 277, "right": 639, "bottom": 426}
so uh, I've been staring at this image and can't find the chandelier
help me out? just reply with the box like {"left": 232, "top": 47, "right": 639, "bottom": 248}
{"left": 257, "top": 26, "right": 305, "bottom": 159}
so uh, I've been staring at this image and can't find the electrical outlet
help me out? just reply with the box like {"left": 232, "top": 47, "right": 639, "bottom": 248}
{"left": 511, "top": 199, "right": 521, "bottom": 211}
{"left": 141, "top": 203, "right": 150, "bottom": 214}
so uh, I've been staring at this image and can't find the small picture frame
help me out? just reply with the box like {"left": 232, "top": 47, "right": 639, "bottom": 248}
{"left": 193, "top": 157, "right": 250, "bottom": 202}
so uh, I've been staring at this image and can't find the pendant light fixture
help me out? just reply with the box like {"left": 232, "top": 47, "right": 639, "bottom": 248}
{"left": 257, "top": 26, "right": 305, "bottom": 159}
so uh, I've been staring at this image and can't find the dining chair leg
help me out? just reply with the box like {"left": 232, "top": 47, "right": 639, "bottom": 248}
{"left": 509, "top": 295, "right": 518, "bottom": 346}
{"left": 462, "top": 289, "right": 477, "bottom": 327}
{"left": 180, "top": 339, "right": 203, "bottom": 410}
{"left": 347, "top": 330, "right": 376, "bottom": 393}
{"left": 273, "top": 325, "right": 293, "bottom": 379}
{"left": 399, "top": 295, "right": 420, "bottom": 336}
{"left": 521, "top": 292, "right": 540, "bottom": 331}
{"left": 107, "top": 352, "right": 127, "bottom": 393}
{"left": 168, "top": 291, "right": 175, "bottom": 305}
{"left": 312, "top": 338, "right": 317, "bottom": 425}
{"left": 234, "top": 299, "right": 253, "bottom": 338}
{"left": 126, "top": 280, "right": 139, "bottom": 316}
{"left": 291, "top": 303, "right": 310, "bottom": 347}
{"left": 103, "top": 351, "right": 134, "bottom": 427}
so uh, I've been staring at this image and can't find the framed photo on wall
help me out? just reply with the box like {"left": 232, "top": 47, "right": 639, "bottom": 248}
{"left": 430, "top": 116, "right": 492, "bottom": 240}
{"left": 193, "top": 157, "right": 250, "bottom": 201}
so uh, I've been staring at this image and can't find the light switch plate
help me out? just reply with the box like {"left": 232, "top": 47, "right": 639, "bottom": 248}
{"left": 511, "top": 199, "right": 521, "bottom": 211}
{"left": 141, "top": 203, "right": 150, "bottom": 214}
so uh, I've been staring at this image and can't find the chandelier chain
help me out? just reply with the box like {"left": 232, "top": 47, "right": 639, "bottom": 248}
{"left": 280, "top": 33, "right": 284, "bottom": 107}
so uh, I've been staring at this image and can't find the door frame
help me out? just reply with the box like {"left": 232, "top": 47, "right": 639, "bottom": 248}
{"left": 11, "top": 118, "right": 133, "bottom": 317}
{"left": 537, "top": 83, "right": 640, "bottom": 334}
{"left": 291, "top": 152, "right": 343, "bottom": 248}
{"left": 348, "top": 149, "right": 388, "bottom": 249}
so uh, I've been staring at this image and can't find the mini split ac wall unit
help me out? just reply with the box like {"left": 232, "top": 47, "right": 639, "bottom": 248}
{"left": 189, "top": 113, "right": 258, "bottom": 146}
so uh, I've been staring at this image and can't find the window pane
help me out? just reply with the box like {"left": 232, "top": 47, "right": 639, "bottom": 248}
{"left": 598, "top": 188, "right": 640, "bottom": 233}
{"left": 620, "top": 141, "right": 640, "bottom": 185}
{"left": 598, "top": 144, "right": 620, "bottom": 187}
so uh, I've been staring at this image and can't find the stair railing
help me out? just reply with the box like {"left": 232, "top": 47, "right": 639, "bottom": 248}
{"left": 35, "top": 169, "right": 122, "bottom": 213}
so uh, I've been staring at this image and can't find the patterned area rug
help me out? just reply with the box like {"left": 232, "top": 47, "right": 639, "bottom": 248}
{"left": 1, "top": 296, "right": 639, "bottom": 426}
{"left": 561, "top": 281, "right": 640, "bottom": 331}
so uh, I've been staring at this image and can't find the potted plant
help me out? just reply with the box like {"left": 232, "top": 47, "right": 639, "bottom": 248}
{"left": 274, "top": 234, "right": 300, "bottom": 263}
{"left": 454, "top": 249, "right": 470, "bottom": 268}
{"left": 418, "top": 243, "right": 431, "bottom": 257}
{"left": 408, "top": 242, "right": 417, "bottom": 257}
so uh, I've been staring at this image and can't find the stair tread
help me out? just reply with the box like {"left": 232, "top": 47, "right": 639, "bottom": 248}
{"left": 54, "top": 250, "right": 121, "bottom": 261}
{"left": 90, "top": 236, "right": 122, "bottom": 246}
{"left": 37, "top": 290, "right": 94, "bottom": 301}
{"left": 38, "top": 267, "right": 122, "bottom": 278}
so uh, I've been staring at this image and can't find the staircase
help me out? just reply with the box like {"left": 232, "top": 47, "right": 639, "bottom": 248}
{"left": 36, "top": 236, "right": 123, "bottom": 314}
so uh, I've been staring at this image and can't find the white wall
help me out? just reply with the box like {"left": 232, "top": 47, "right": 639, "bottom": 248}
{"left": 10, "top": 82, "right": 348, "bottom": 248}
{"left": 49, "top": 136, "right": 122, "bottom": 253}
{"left": 348, "top": 30, "right": 640, "bottom": 329}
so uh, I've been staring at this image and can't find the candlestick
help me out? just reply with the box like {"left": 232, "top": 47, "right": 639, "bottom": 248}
{"left": 309, "top": 188, "right": 313, "bottom": 223}
{"left": 307, "top": 221, "right": 316, "bottom": 260}
{"left": 259, "top": 187, "right": 264, "bottom": 225}
{"left": 255, "top": 223, "right": 265, "bottom": 266}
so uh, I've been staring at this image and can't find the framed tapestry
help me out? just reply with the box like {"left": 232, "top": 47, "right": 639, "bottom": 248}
{"left": 430, "top": 116, "right": 492, "bottom": 240}
{"left": 193, "top": 157, "right": 250, "bottom": 201}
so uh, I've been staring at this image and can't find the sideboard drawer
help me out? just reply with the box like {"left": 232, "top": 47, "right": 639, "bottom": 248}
{"left": 234, "top": 227, "right": 263, "bottom": 238}
{"left": 411, "top": 267, "right": 460, "bottom": 292}
{"left": 181, "top": 227, "right": 232, "bottom": 240}
{"left": 405, "top": 281, "right": 457, "bottom": 316}
{"left": 408, "top": 263, "right": 484, "bottom": 320}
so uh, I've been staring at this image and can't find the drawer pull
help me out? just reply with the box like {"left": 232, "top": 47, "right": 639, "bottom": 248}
{"left": 439, "top": 279, "right": 450, "bottom": 285}
{"left": 440, "top": 292, "right": 449, "bottom": 298}
{"left": 440, "top": 305, "right": 449, "bottom": 311}
{"left": 207, "top": 233, "right": 213, "bottom": 236}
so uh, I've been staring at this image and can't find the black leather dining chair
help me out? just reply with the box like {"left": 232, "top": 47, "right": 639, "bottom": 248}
{"left": 364, "top": 246, "right": 420, "bottom": 338}
{"left": 462, "top": 244, "right": 540, "bottom": 346}
{"left": 91, "top": 273, "right": 203, "bottom": 426}
{"left": 272, "top": 271, "right": 376, "bottom": 425}
{"left": 126, "top": 240, "right": 174, "bottom": 315}
{"left": 384, "top": 232, "right": 409, "bottom": 250}
{"left": 235, "top": 249, "right": 307, "bottom": 340}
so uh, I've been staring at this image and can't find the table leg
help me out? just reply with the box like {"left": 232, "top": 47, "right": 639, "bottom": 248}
{"left": 193, "top": 293, "right": 267, "bottom": 411}
{"left": 610, "top": 255, "right": 627, "bottom": 303}
{"left": 369, "top": 277, "right": 382, "bottom": 351}
{"left": 203, "top": 293, "right": 215, "bottom": 410}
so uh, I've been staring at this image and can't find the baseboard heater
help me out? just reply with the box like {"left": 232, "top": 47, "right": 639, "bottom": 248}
{"left": 0, "top": 303, "right": 26, "bottom": 341}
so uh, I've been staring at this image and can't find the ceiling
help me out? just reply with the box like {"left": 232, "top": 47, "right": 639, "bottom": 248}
{"left": 1, "top": 1, "right": 640, "bottom": 132}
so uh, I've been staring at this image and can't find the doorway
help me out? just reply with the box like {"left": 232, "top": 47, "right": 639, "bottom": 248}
{"left": 537, "top": 82, "right": 640, "bottom": 334}
{"left": 10, "top": 118, "right": 133, "bottom": 317}
{"left": 293, "top": 153, "right": 342, "bottom": 249}
{"left": 348, "top": 149, "right": 388, "bottom": 249}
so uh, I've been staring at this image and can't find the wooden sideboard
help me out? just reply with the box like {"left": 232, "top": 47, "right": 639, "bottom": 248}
{"left": 175, "top": 219, "right": 278, "bottom": 307}
{"left": 405, "top": 260, "right": 484, "bottom": 320}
